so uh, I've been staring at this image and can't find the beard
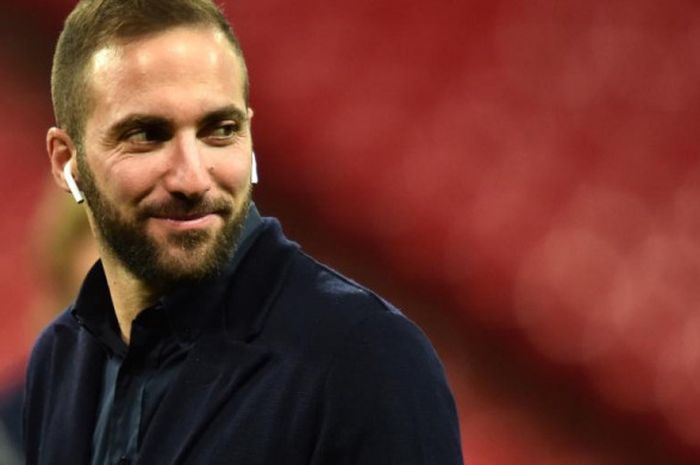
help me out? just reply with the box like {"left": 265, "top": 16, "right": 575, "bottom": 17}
{"left": 76, "top": 154, "right": 251, "bottom": 289}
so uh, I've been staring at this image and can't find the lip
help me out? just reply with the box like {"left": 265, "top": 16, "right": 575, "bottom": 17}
{"left": 150, "top": 212, "right": 221, "bottom": 231}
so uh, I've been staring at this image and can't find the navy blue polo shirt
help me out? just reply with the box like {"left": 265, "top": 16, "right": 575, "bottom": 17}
{"left": 71, "top": 205, "right": 263, "bottom": 465}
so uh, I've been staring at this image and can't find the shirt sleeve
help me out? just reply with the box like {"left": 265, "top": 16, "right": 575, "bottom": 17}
{"left": 310, "top": 311, "right": 464, "bottom": 465}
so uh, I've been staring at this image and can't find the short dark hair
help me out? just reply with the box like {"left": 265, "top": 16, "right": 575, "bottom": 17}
{"left": 51, "top": 0, "right": 248, "bottom": 146}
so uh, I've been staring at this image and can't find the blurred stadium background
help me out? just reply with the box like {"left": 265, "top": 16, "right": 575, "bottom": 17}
{"left": 1, "top": 0, "right": 700, "bottom": 463}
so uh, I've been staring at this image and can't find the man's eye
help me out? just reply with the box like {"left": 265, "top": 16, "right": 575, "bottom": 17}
{"left": 123, "top": 127, "right": 168, "bottom": 144}
{"left": 205, "top": 122, "right": 239, "bottom": 141}
{"left": 125, "top": 130, "right": 148, "bottom": 143}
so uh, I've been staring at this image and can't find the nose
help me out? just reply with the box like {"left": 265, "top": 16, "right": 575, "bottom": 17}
{"left": 163, "top": 133, "right": 211, "bottom": 200}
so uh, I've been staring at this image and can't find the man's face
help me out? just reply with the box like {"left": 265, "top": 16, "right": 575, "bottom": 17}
{"left": 78, "top": 25, "right": 253, "bottom": 287}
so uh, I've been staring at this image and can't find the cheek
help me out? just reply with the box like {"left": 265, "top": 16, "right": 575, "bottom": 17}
{"left": 104, "top": 161, "right": 164, "bottom": 203}
{"left": 212, "top": 153, "right": 252, "bottom": 193}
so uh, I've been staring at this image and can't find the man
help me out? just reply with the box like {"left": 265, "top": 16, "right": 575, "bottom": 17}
{"left": 24, "top": 0, "right": 464, "bottom": 464}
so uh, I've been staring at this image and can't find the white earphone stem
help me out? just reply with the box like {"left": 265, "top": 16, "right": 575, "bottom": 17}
{"left": 251, "top": 151, "right": 259, "bottom": 184}
{"left": 63, "top": 160, "right": 84, "bottom": 204}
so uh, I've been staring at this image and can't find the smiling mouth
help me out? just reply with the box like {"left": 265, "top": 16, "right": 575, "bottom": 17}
{"left": 142, "top": 198, "right": 233, "bottom": 231}
{"left": 150, "top": 212, "right": 223, "bottom": 231}
{"left": 162, "top": 211, "right": 216, "bottom": 221}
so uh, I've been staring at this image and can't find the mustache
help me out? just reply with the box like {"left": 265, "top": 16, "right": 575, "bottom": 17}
{"left": 137, "top": 196, "right": 234, "bottom": 220}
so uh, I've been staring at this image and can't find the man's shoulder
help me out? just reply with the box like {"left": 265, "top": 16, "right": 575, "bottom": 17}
{"left": 260, "top": 244, "right": 436, "bottom": 361}
{"left": 243, "top": 217, "right": 409, "bottom": 333}
{"left": 291, "top": 250, "right": 397, "bottom": 315}
{"left": 39, "top": 306, "right": 80, "bottom": 337}
{"left": 267, "top": 248, "right": 463, "bottom": 463}
{"left": 279, "top": 248, "right": 406, "bottom": 326}
{"left": 28, "top": 307, "right": 82, "bottom": 365}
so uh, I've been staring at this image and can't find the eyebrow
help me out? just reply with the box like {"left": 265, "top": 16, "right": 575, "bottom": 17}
{"left": 197, "top": 105, "right": 249, "bottom": 128}
{"left": 104, "top": 105, "right": 250, "bottom": 142}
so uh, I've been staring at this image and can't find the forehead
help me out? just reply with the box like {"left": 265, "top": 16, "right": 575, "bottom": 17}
{"left": 84, "top": 25, "right": 246, "bottom": 128}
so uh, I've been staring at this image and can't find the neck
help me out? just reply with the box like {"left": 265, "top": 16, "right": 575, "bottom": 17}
{"left": 100, "top": 250, "right": 161, "bottom": 345}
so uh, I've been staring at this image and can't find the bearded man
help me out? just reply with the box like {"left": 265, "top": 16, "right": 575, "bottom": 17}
{"left": 23, "top": 1, "right": 464, "bottom": 464}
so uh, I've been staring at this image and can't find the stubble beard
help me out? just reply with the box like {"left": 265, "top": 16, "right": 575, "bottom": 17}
{"left": 76, "top": 154, "right": 251, "bottom": 290}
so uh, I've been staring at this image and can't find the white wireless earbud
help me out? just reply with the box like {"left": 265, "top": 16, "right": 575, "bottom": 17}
{"left": 63, "top": 159, "right": 84, "bottom": 204}
{"left": 251, "top": 151, "right": 259, "bottom": 184}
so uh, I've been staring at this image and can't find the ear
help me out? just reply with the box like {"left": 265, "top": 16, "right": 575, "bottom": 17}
{"left": 47, "top": 127, "right": 79, "bottom": 194}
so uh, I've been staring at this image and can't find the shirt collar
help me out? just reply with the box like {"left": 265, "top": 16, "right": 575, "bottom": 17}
{"left": 72, "top": 203, "right": 264, "bottom": 355}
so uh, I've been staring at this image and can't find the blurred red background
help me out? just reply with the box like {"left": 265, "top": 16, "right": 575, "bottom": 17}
{"left": 1, "top": 1, "right": 700, "bottom": 463}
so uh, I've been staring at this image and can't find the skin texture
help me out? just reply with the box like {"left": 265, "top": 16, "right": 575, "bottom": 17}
{"left": 46, "top": 25, "right": 254, "bottom": 342}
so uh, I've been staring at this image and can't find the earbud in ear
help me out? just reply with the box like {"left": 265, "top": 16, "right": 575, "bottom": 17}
{"left": 251, "top": 151, "right": 259, "bottom": 184}
{"left": 63, "top": 159, "right": 84, "bottom": 204}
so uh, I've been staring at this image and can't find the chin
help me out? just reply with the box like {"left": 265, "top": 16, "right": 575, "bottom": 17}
{"left": 155, "top": 244, "right": 229, "bottom": 282}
